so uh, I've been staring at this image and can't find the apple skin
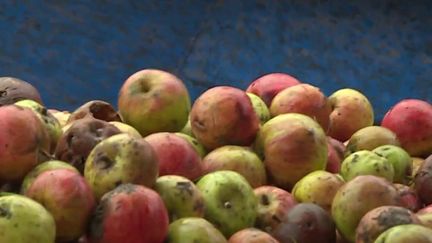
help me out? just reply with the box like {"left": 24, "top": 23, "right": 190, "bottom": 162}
{"left": 246, "top": 72, "right": 301, "bottom": 107}
{"left": 67, "top": 100, "right": 122, "bottom": 124}
{"left": 21, "top": 160, "right": 79, "bottom": 194}
{"left": 394, "top": 183, "right": 422, "bottom": 212}
{"left": 373, "top": 145, "right": 412, "bottom": 185}
{"left": 84, "top": 134, "right": 159, "bottom": 201}
{"left": 15, "top": 99, "right": 63, "bottom": 153}
{"left": 381, "top": 99, "right": 432, "bottom": 157}
{"left": 414, "top": 154, "right": 432, "bottom": 205}
{"left": 88, "top": 184, "right": 169, "bottom": 243}
{"left": 202, "top": 145, "right": 267, "bottom": 188}
{"left": 109, "top": 121, "right": 142, "bottom": 138}
{"left": 228, "top": 228, "right": 279, "bottom": 243}
{"left": 271, "top": 203, "right": 336, "bottom": 243}
{"left": 0, "top": 105, "right": 50, "bottom": 181}
{"left": 196, "top": 170, "right": 258, "bottom": 238}
{"left": 270, "top": 83, "right": 331, "bottom": 132}
{"left": 355, "top": 206, "right": 421, "bottom": 243}
{"left": 327, "top": 88, "right": 374, "bottom": 142}
{"left": 154, "top": 175, "right": 205, "bottom": 222}
{"left": 374, "top": 224, "right": 432, "bottom": 243}
{"left": 48, "top": 109, "right": 71, "bottom": 128}
{"left": 246, "top": 92, "right": 271, "bottom": 124}
{"left": 0, "top": 194, "right": 55, "bottom": 243}
{"left": 254, "top": 113, "right": 328, "bottom": 190}
{"left": 118, "top": 69, "right": 191, "bottom": 137}
{"left": 26, "top": 169, "right": 96, "bottom": 242}
{"left": 345, "top": 126, "right": 400, "bottom": 156}
{"left": 0, "top": 77, "right": 43, "bottom": 105}
{"left": 190, "top": 86, "right": 260, "bottom": 150}
{"left": 326, "top": 137, "right": 345, "bottom": 173}
{"left": 55, "top": 118, "right": 122, "bottom": 173}
{"left": 331, "top": 175, "right": 401, "bottom": 242}
{"left": 144, "top": 132, "right": 203, "bottom": 181}
{"left": 253, "top": 186, "right": 297, "bottom": 233}
{"left": 292, "top": 170, "right": 345, "bottom": 212}
{"left": 174, "top": 132, "right": 207, "bottom": 158}
{"left": 167, "top": 217, "right": 227, "bottom": 243}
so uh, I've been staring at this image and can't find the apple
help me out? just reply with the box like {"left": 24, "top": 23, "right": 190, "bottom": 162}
{"left": 108, "top": 121, "right": 142, "bottom": 138}
{"left": 271, "top": 203, "right": 336, "bottom": 243}
{"left": 118, "top": 69, "right": 191, "bottom": 136}
{"left": 253, "top": 185, "right": 297, "bottom": 233}
{"left": 154, "top": 175, "right": 205, "bottom": 221}
{"left": 48, "top": 109, "right": 71, "bottom": 128}
{"left": 270, "top": 83, "right": 332, "bottom": 131}
{"left": 245, "top": 72, "right": 301, "bottom": 106}
{"left": 84, "top": 133, "right": 159, "bottom": 200}
{"left": 327, "top": 88, "right": 374, "bottom": 142}
{"left": 345, "top": 126, "right": 400, "bottom": 156}
{"left": 167, "top": 217, "right": 227, "bottom": 243}
{"left": 0, "top": 105, "right": 50, "bottom": 181}
{"left": 190, "top": 86, "right": 260, "bottom": 150}
{"left": 340, "top": 150, "right": 394, "bottom": 182}
{"left": 0, "top": 194, "right": 55, "bottom": 243}
{"left": 228, "top": 228, "right": 278, "bottom": 243}
{"left": 254, "top": 113, "right": 328, "bottom": 190}
{"left": 87, "top": 184, "right": 169, "bottom": 243}
{"left": 21, "top": 160, "right": 79, "bottom": 194}
{"left": 326, "top": 136, "right": 345, "bottom": 173}
{"left": 355, "top": 206, "right": 420, "bottom": 243}
{"left": 67, "top": 100, "right": 121, "bottom": 124}
{"left": 331, "top": 175, "right": 401, "bottom": 242}
{"left": 374, "top": 224, "right": 432, "bottom": 243}
{"left": 412, "top": 156, "right": 426, "bottom": 178}
{"left": 381, "top": 99, "right": 432, "bottom": 157}
{"left": 25, "top": 169, "right": 95, "bottom": 242}
{"left": 202, "top": 145, "right": 267, "bottom": 188}
{"left": 394, "top": 183, "right": 422, "bottom": 212}
{"left": 144, "top": 132, "right": 203, "bottom": 181}
{"left": 373, "top": 145, "right": 412, "bottom": 185}
{"left": 174, "top": 132, "right": 207, "bottom": 158}
{"left": 0, "top": 77, "right": 42, "bottom": 105}
{"left": 246, "top": 92, "right": 271, "bottom": 124}
{"left": 292, "top": 170, "right": 345, "bottom": 212}
{"left": 55, "top": 118, "right": 121, "bottom": 173}
{"left": 196, "top": 170, "right": 257, "bottom": 237}
{"left": 15, "top": 99, "right": 63, "bottom": 153}
{"left": 414, "top": 154, "right": 432, "bottom": 205}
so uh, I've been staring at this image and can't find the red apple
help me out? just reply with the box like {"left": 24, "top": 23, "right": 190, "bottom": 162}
{"left": 144, "top": 132, "right": 203, "bottom": 181}
{"left": 394, "top": 183, "right": 422, "bottom": 212}
{"left": 0, "top": 105, "right": 50, "bottom": 181}
{"left": 254, "top": 186, "right": 297, "bottom": 233}
{"left": 270, "top": 83, "right": 331, "bottom": 131}
{"left": 118, "top": 69, "right": 191, "bottom": 137}
{"left": 190, "top": 86, "right": 260, "bottom": 150}
{"left": 326, "top": 136, "right": 345, "bottom": 173}
{"left": 381, "top": 99, "right": 432, "bottom": 157}
{"left": 246, "top": 73, "right": 301, "bottom": 106}
{"left": 26, "top": 169, "right": 96, "bottom": 242}
{"left": 88, "top": 184, "right": 169, "bottom": 243}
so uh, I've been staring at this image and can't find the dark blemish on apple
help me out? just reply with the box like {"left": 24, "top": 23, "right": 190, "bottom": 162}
{"left": 95, "top": 155, "right": 114, "bottom": 170}
{"left": 176, "top": 181, "right": 194, "bottom": 196}
{"left": 271, "top": 214, "right": 282, "bottom": 223}
{"left": 261, "top": 194, "right": 270, "bottom": 206}
{"left": 223, "top": 201, "right": 232, "bottom": 209}
{"left": 351, "top": 154, "right": 359, "bottom": 163}
{"left": 114, "top": 180, "right": 122, "bottom": 187}
{"left": 0, "top": 204, "right": 11, "bottom": 219}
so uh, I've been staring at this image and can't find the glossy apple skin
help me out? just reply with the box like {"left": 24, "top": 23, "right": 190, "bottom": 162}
{"left": 118, "top": 69, "right": 191, "bottom": 137}
{"left": 381, "top": 99, "right": 432, "bottom": 157}
{"left": 144, "top": 132, "right": 203, "bottom": 181}
{"left": 26, "top": 169, "right": 96, "bottom": 242}
{"left": 246, "top": 72, "right": 301, "bottom": 107}
{"left": 190, "top": 86, "right": 260, "bottom": 150}
{"left": 0, "top": 105, "right": 50, "bottom": 181}
{"left": 88, "top": 184, "right": 169, "bottom": 243}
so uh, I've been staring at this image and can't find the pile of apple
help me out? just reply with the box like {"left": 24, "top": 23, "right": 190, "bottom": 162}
{"left": 0, "top": 70, "right": 431, "bottom": 243}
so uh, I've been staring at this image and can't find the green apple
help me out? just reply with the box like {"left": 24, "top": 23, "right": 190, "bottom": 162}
{"left": 373, "top": 145, "right": 412, "bottom": 184}
{"left": 84, "top": 133, "right": 158, "bottom": 200}
{"left": 118, "top": 69, "right": 191, "bottom": 136}
{"left": 0, "top": 194, "right": 55, "bottom": 243}
{"left": 246, "top": 92, "right": 270, "bottom": 124}
{"left": 154, "top": 175, "right": 205, "bottom": 221}
{"left": 196, "top": 170, "right": 257, "bottom": 237}
{"left": 167, "top": 217, "right": 227, "bottom": 243}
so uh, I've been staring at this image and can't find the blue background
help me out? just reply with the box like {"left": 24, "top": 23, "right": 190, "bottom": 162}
{"left": 0, "top": 0, "right": 431, "bottom": 122}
